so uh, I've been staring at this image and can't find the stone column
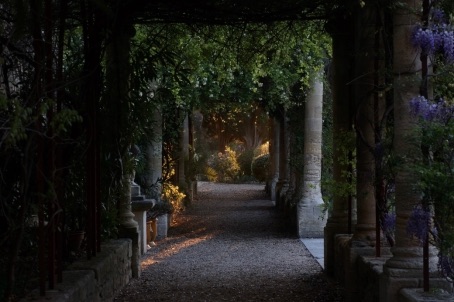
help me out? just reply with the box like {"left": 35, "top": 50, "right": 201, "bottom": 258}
{"left": 345, "top": 5, "right": 387, "bottom": 300}
{"left": 178, "top": 112, "right": 189, "bottom": 189}
{"left": 324, "top": 15, "right": 355, "bottom": 276}
{"left": 104, "top": 19, "right": 140, "bottom": 278}
{"left": 298, "top": 72, "right": 326, "bottom": 238}
{"left": 145, "top": 108, "right": 163, "bottom": 201}
{"left": 380, "top": 1, "right": 438, "bottom": 300}
{"left": 276, "top": 110, "right": 290, "bottom": 208}
{"left": 269, "top": 116, "right": 280, "bottom": 204}
{"left": 351, "top": 3, "right": 378, "bottom": 248}
{"left": 118, "top": 176, "right": 140, "bottom": 277}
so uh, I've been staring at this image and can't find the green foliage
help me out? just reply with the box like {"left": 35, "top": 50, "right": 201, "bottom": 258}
{"left": 412, "top": 116, "right": 454, "bottom": 277}
{"left": 433, "top": 61, "right": 454, "bottom": 102}
{"left": 162, "top": 182, "right": 186, "bottom": 213}
{"left": 237, "top": 149, "right": 255, "bottom": 176}
{"left": 251, "top": 153, "right": 270, "bottom": 182}
{"left": 144, "top": 180, "right": 185, "bottom": 221}
{"left": 203, "top": 166, "right": 218, "bottom": 182}
{"left": 321, "top": 130, "right": 356, "bottom": 214}
{"left": 208, "top": 147, "right": 241, "bottom": 182}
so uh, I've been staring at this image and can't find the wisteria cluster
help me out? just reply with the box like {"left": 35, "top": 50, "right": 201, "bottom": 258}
{"left": 409, "top": 95, "right": 454, "bottom": 123}
{"left": 381, "top": 212, "right": 396, "bottom": 237}
{"left": 411, "top": 9, "right": 454, "bottom": 61}
{"left": 407, "top": 206, "right": 432, "bottom": 244}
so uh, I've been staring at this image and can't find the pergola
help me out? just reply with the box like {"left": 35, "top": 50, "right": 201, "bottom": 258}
{"left": 9, "top": 0, "right": 449, "bottom": 301}
{"left": 105, "top": 1, "right": 448, "bottom": 300}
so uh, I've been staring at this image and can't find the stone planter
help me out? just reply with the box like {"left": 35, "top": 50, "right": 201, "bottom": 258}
{"left": 157, "top": 214, "right": 168, "bottom": 239}
{"left": 147, "top": 218, "right": 157, "bottom": 244}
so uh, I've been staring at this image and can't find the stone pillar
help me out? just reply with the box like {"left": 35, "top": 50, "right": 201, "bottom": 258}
{"left": 298, "top": 73, "right": 326, "bottom": 238}
{"left": 351, "top": 3, "right": 378, "bottom": 248}
{"left": 104, "top": 19, "right": 140, "bottom": 278}
{"left": 276, "top": 110, "right": 290, "bottom": 208}
{"left": 380, "top": 1, "right": 438, "bottom": 300}
{"left": 178, "top": 112, "right": 189, "bottom": 189}
{"left": 324, "top": 15, "right": 355, "bottom": 276}
{"left": 269, "top": 116, "right": 280, "bottom": 204}
{"left": 345, "top": 5, "right": 386, "bottom": 301}
{"left": 118, "top": 177, "right": 140, "bottom": 278}
{"left": 131, "top": 184, "right": 155, "bottom": 255}
{"left": 145, "top": 108, "right": 163, "bottom": 201}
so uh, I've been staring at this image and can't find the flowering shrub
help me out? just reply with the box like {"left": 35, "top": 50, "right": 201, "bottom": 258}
{"left": 162, "top": 182, "right": 186, "bottom": 213}
{"left": 207, "top": 147, "right": 240, "bottom": 182}
{"left": 410, "top": 95, "right": 454, "bottom": 281}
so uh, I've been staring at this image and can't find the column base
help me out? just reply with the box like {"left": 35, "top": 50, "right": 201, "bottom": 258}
{"left": 297, "top": 203, "right": 326, "bottom": 238}
{"left": 324, "top": 215, "right": 352, "bottom": 276}
{"left": 380, "top": 246, "right": 444, "bottom": 302}
{"left": 276, "top": 181, "right": 289, "bottom": 209}
{"left": 119, "top": 225, "right": 140, "bottom": 278}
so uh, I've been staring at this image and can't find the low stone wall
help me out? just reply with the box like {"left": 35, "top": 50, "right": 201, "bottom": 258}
{"left": 356, "top": 255, "right": 389, "bottom": 302}
{"left": 399, "top": 288, "right": 453, "bottom": 301}
{"left": 333, "top": 236, "right": 454, "bottom": 302}
{"left": 21, "top": 239, "right": 132, "bottom": 302}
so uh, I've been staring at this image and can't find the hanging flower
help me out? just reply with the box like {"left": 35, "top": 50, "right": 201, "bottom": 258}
{"left": 411, "top": 26, "right": 435, "bottom": 55}
{"left": 410, "top": 96, "right": 454, "bottom": 123}
{"left": 381, "top": 212, "right": 396, "bottom": 237}
{"left": 407, "top": 206, "right": 431, "bottom": 244}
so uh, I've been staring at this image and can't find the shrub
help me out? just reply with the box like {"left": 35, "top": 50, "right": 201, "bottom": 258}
{"left": 251, "top": 153, "right": 270, "bottom": 182}
{"left": 253, "top": 141, "right": 269, "bottom": 157}
{"left": 237, "top": 149, "right": 254, "bottom": 176}
{"left": 208, "top": 147, "right": 240, "bottom": 182}
{"left": 162, "top": 182, "right": 186, "bottom": 213}
{"left": 203, "top": 166, "right": 218, "bottom": 182}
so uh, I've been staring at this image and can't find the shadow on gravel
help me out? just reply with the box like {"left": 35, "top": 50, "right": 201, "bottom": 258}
{"left": 114, "top": 182, "right": 344, "bottom": 302}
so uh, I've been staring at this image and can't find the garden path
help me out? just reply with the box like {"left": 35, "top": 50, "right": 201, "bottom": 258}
{"left": 114, "top": 182, "right": 344, "bottom": 301}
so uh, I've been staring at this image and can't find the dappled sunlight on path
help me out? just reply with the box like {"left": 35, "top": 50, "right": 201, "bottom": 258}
{"left": 114, "top": 182, "right": 343, "bottom": 302}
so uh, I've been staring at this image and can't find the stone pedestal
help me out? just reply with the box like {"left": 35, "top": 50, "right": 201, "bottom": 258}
{"left": 131, "top": 194, "right": 155, "bottom": 255}
{"left": 324, "top": 215, "right": 351, "bottom": 276}
{"left": 118, "top": 181, "right": 139, "bottom": 278}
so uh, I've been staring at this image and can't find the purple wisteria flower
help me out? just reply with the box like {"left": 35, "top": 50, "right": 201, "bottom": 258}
{"left": 409, "top": 96, "right": 454, "bottom": 123}
{"left": 411, "top": 7, "right": 454, "bottom": 62}
{"left": 381, "top": 212, "right": 396, "bottom": 236}
{"left": 412, "top": 26, "right": 435, "bottom": 55}
{"left": 441, "top": 29, "right": 454, "bottom": 62}
{"left": 431, "top": 8, "right": 446, "bottom": 24}
{"left": 407, "top": 206, "right": 431, "bottom": 244}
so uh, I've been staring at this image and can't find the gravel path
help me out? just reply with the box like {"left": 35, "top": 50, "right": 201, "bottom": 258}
{"left": 114, "top": 182, "right": 344, "bottom": 301}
